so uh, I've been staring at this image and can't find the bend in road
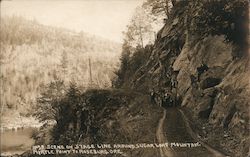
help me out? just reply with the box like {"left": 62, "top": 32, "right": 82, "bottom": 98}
{"left": 156, "top": 108, "right": 227, "bottom": 157}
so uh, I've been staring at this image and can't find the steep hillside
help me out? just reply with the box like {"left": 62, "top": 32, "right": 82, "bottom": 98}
{"left": 2, "top": 1, "right": 248, "bottom": 157}
{"left": 29, "top": 88, "right": 163, "bottom": 157}
{"left": 0, "top": 16, "right": 121, "bottom": 125}
{"left": 115, "top": 0, "right": 249, "bottom": 156}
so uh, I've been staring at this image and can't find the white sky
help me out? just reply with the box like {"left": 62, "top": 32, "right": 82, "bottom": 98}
{"left": 1, "top": 0, "right": 144, "bottom": 43}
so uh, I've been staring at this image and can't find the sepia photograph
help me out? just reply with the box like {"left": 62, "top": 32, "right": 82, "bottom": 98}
{"left": 0, "top": 0, "right": 249, "bottom": 157}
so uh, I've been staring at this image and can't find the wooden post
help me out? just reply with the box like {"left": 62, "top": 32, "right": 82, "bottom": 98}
{"left": 88, "top": 57, "right": 93, "bottom": 87}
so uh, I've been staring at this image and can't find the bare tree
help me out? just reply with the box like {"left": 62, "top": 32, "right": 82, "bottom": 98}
{"left": 143, "top": 0, "right": 175, "bottom": 18}
{"left": 124, "top": 7, "right": 154, "bottom": 49}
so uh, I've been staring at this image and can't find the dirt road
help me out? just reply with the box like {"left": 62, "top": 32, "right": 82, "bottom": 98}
{"left": 156, "top": 108, "right": 228, "bottom": 157}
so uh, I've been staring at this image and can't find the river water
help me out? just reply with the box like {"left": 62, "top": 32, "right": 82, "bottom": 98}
{"left": 0, "top": 127, "right": 36, "bottom": 156}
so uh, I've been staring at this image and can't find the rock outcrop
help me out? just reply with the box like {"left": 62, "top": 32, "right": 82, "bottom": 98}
{"left": 122, "top": 1, "right": 249, "bottom": 156}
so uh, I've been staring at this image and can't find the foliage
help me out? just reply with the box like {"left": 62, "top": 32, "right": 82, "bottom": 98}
{"left": 35, "top": 84, "right": 139, "bottom": 144}
{"left": 51, "top": 83, "right": 83, "bottom": 144}
{"left": 115, "top": 4, "right": 164, "bottom": 88}
{"left": 115, "top": 0, "right": 248, "bottom": 92}
{"left": 0, "top": 16, "right": 120, "bottom": 51}
{"left": 142, "top": 0, "right": 174, "bottom": 18}
{"left": 123, "top": 7, "right": 155, "bottom": 48}
{"left": 113, "top": 41, "right": 132, "bottom": 88}
{"left": 35, "top": 80, "right": 66, "bottom": 122}
{"left": 0, "top": 16, "right": 121, "bottom": 116}
{"left": 129, "top": 45, "right": 153, "bottom": 73}
{"left": 188, "top": 0, "right": 248, "bottom": 56}
{"left": 113, "top": 45, "right": 153, "bottom": 88}
{"left": 35, "top": 81, "right": 83, "bottom": 144}
{"left": 35, "top": 85, "right": 162, "bottom": 154}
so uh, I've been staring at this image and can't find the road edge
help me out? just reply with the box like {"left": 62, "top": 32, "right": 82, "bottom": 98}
{"left": 178, "top": 109, "right": 230, "bottom": 157}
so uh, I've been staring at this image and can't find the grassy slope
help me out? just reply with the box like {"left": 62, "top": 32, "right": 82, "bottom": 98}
{"left": 28, "top": 89, "right": 163, "bottom": 157}
{"left": 86, "top": 89, "right": 163, "bottom": 156}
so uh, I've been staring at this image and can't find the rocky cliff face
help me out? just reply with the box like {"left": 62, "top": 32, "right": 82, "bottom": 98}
{"left": 125, "top": 1, "right": 249, "bottom": 156}
{"left": 173, "top": 35, "right": 249, "bottom": 156}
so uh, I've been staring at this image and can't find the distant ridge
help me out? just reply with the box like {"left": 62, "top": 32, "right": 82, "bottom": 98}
{"left": 0, "top": 15, "right": 122, "bottom": 116}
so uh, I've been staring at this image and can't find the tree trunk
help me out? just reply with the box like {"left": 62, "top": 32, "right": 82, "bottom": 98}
{"left": 165, "top": 0, "right": 170, "bottom": 17}
{"left": 139, "top": 26, "right": 144, "bottom": 48}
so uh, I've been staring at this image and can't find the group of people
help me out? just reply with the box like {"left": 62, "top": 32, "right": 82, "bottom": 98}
{"left": 150, "top": 88, "right": 175, "bottom": 108}
{"left": 149, "top": 66, "right": 179, "bottom": 108}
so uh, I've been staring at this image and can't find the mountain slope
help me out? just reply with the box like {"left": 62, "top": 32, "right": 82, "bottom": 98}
{"left": 115, "top": 1, "right": 249, "bottom": 156}
{"left": 0, "top": 16, "right": 121, "bottom": 121}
